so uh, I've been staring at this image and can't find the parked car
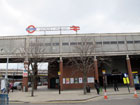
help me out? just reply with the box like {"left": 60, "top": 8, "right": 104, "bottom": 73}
{"left": 43, "top": 82, "right": 48, "bottom": 85}
{"left": 13, "top": 82, "right": 22, "bottom": 90}
{"left": 38, "top": 82, "right": 42, "bottom": 86}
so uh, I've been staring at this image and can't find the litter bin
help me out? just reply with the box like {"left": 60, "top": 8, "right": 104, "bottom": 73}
{"left": 0, "top": 94, "right": 9, "bottom": 105}
{"left": 86, "top": 86, "right": 90, "bottom": 93}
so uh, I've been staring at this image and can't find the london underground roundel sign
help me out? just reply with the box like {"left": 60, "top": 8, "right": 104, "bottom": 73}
{"left": 26, "top": 25, "right": 36, "bottom": 33}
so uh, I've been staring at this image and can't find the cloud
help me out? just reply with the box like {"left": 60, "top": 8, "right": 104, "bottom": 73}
{"left": 0, "top": 0, "right": 140, "bottom": 36}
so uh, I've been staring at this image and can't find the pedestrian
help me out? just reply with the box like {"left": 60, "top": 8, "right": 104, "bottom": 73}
{"left": 113, "top": 79, "right": 119, "bottom": 91}
{"left": 11, "top": 82, "right": 14, "bottom": 92}
{"left": 9, "top": 83, "right": 12, "bottom": 92}
{"left": 94, "top": 80, "right": 100, "bottom": 94}
{"left": 8, "top": 83, "right": 10, "bottom": 93}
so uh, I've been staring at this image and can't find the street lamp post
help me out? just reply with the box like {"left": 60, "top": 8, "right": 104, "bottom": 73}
{"left": 1, "top": 48, "right": 9, "bottom": 93}
{"left": 5, "top": 57, "right": 9, "bottom": 94}
{"left": 102, "top": 70, "right": 106, "bottom": 91}
{"left": 58, "top": 71, "right": 61, "bottom": 94}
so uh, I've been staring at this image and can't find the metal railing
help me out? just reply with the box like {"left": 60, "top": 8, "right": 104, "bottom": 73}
{"left": 0, "top": 94, "right": 9, "bottom": 105}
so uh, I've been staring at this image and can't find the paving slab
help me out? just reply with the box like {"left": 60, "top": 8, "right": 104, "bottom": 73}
{"left": 8, "top": 86, "right": 140, "bottom": 103}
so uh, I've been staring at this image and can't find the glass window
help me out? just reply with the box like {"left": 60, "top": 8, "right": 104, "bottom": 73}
{"left": 45, "top": 43, "right": 51, "bottom": 46}
{"left": 86, "top": 42, "right": 93, "bottom": 45}
{"left": 127, "top": 41, "right": 133, "bottom": 44}
{"left": 77, "top": 42, "right": 82, "bottom": 45}
{"left": 118, "top": 41, "right": 124, "bottom": 44}
{"left": 134, "top": 40, "right": 140, "bottom": 44}
{"left": 103, "top": 41, "right": 110, "bottom": 44}
{"left": 111, "top": 41, "right": 117, "bottom": 44}
{"left": 96, "top": 42, "right": 102, "bottom": 44}
{"left": 62, "top": 42, "right": 69, "bottom": 46}
{"left": 70, "top": 42, "right": 77, "bottom": 45}
{"left": 53, "top": 43, "right": 59, "bottom": 46}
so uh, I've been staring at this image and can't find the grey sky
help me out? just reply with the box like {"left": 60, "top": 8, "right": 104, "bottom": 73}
{"left": 0, "top": 63, "right": 48, "bottom": 70}
{"left": 0, "top": 0, "right": 140, "bottom": 36}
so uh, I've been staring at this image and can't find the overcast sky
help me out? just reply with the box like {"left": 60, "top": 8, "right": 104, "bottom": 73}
{"left": 0, "top": 0, "right": 140, "bottom": 36}
{"left": 0, "top": 63, "right": 48, "bottom": 70}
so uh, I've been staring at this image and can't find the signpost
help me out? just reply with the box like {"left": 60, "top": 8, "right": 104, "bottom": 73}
{"left": 70, "top": 26, "right": 80, "bottom": 34}
{"left": 26, "top": 25, "right": 36, "bottom": 33}
{"left": 23, "top": 70, "right": 28, "bottom": 77}
{"left": 102, "top": 70, "right": 106, "bottom": 74}
{"left": 23, "top": 61, "right": 28, "bottom": 77}
{"left": 58, "top": 71, "right": 61, "bottom": 94}
{"left": 26, "top": 25, "right": 80, "bottom": 34}
{"left": 5, "top": 57, "right": 9, "bottom": 94}
{"left": 23, "top": 61, "right": 29, "bottom": 92}
{"left": 102, "top": 70, "right": 106, "bottom": 91}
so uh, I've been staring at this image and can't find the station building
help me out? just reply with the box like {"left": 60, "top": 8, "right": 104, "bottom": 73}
{"left": 0, "top": 32, "right": 140, "bottom": 90}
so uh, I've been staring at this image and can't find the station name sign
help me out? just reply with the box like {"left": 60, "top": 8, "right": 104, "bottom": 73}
{"left": 26, "top": 25, "right": 80, "bottom": 34}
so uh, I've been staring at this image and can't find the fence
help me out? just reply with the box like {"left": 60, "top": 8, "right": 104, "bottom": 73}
{"left": 0, "top": 94, "right": 9, "bottom": 105}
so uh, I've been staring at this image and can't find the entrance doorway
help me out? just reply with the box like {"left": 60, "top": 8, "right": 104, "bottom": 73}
{"left": 107, "top": 74, "right": 123, "bottom": 86}
{"left": 99, "top": 74, "right": 123, "bottom": 87}
{"left": 50, "top": 77, "right": 59, "bottom": 89}
{"left": 50, "top": 78, "right": 56, "bottom": 88}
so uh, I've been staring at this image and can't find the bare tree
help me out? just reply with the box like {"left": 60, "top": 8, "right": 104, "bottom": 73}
{"left": 25, "top": 38, "right": 46, "bottom": 96}
{"left": 68, "top": 36, "right": 96, "bottom": 95}
{"left": 18, "top": 37, "right": 55, "bottom": 97}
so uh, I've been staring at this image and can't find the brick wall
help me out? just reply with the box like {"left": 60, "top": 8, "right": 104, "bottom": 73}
{"left": 62, "top": 65, "right": 95, "bottom": 90}
{"left": 48, "top": 62, "right": 95, "bottom": 90}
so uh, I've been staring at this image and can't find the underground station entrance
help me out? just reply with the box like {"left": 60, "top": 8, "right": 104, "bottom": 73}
{"left": 1, "top": 55, "right": 140, "bottom": 91}
{"left": 48, "top": 56, "right": 140, "bottom": 90}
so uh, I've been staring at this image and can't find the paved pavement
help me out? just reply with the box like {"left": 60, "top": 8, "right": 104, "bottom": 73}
{"left": 10, "top": 98, "right": 140, "bottom": 105}
{"left": 8, "top": 86, "right": 140, "bottom": 104}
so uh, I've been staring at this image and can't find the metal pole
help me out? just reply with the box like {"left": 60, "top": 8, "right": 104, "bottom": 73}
{"left": 6, "top": 57, "right": 9, "bottom": 78}
{"left": 59, "top": 76, "right": 61, "bottom": 94}
{"left": 5, "top": 57, "right": 9, "bottom": 94}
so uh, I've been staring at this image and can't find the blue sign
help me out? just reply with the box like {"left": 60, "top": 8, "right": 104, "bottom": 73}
{"left": 26, "top": 25, "right": 36, "bottom": 33}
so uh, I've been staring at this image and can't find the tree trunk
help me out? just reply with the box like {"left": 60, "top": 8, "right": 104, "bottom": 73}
{"left": 34, "top": 76, "right": 38, "bottom": 90}
{"left": 31, "top": 76, "right": 34, "bottom": 97}
{"left": 83, "top": 74, "right": 87, "bottom": 95}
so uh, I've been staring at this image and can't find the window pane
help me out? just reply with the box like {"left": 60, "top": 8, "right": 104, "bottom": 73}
{"left": 70, "top": 42, "right": 77, "bottom": 45}
{"left": 103, "top": 41, "right": 110, "bottom": 44}
{"left": 127, "top": 41, "right": 133, "bottom": 44}
{"left": 134, "top": 40, "right": 140, "bottom": 44}
{"left": 96, "top": 42, "right": 102, "bottom": 44}
{"left": 62, "top": 42, "right": 69, "bottom": 46}
{"left": 118, "top": 41, "right": 124, "bottom": 44}
{"left": 111, "top": 41, "right": 117, "bottom": 44}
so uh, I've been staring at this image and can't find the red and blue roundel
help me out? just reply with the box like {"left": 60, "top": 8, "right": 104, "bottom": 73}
{"left": 26, "top": 25, "right": 36, "bottom": 33}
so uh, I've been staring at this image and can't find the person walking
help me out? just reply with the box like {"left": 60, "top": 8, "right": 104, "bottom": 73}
{"left": 11, "top": 82, "right": 14, "bottom": 92}
{"left": 113, "top": 79, "right": 119, "bottom": 91}
{"left": 94, "top": 80, "right": 100, "bottom": 95}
